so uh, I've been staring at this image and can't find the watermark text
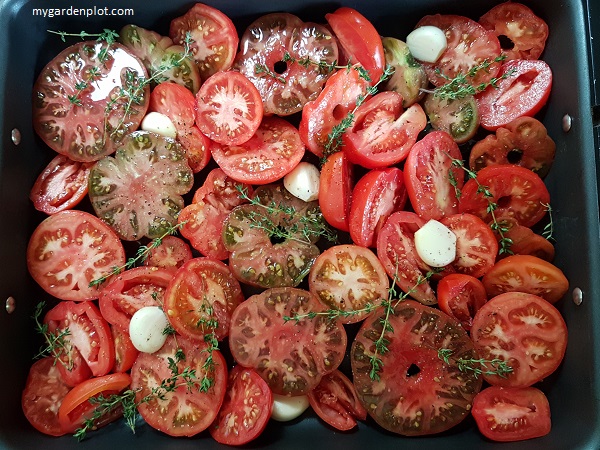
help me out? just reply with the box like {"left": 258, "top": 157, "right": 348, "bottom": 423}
{"left": 33, "top": 6, "right": 134, "bottom": 18}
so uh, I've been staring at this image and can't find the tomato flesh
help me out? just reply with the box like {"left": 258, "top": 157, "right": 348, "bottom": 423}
{"left": 437, "top": 273, "right": 488, "bottom": 331}
{"left": 319, "top": 152, "right": 354, "bottom": 232}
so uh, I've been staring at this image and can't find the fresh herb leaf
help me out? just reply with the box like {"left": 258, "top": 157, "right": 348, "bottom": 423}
{"left": 438, "top": 348, "right": 513, "bottom": 378}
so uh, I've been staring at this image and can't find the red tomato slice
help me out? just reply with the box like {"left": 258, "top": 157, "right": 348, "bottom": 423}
{"left": 472, "top": 386, "right": 551, "bottom": 442}
{"left": 209, "top": 365, "right": 273, "bottom": 445}
{"left": 210, "top": 117, "right": 305, "bottom": 184}
{"left": 343, "top": 92, "right": 428, "bottom": 168}
{"left": 437, "top": 273, "right": 488, "bottom": 331}
{"left": 44, "top": 301, "right": 115, "bottom": 387}
{"left": 471, "top": 292, "right": 568, "bottom": 387}
{"left": 476, "top": 59, "right": 552, "bottom": 131}
{"left": 308, "top": 369, "right": 367, "bottom": 431}
{"left": 30, "top": 155, "right": 92, "bottom": 215}
{"left": 351, "top": 300, "right": 482, "bottom": 436}
{"left": 169, "top": 3, "right": 238, "bottom": 82}
{"left": 27, "top": 210, "right": 126, "bottom": 301}
{"left": 349, "top": 167, "right": 407, "bottom": 248}
{"left": 58, "top": 373, "right": 131, "bottom": 433}
{"left": 325, "top": 7, "right": 385, "bottom": 84}
{"left": 458, "top": 164, "right": 550, "bottom": 228}
{"left": 229, "top": 287, "right": 347, "bottom": 396}
{"left": 195, "top": 71, "right": 263, "bottom": 146}
{"left": 131, "top": 335, "right": 228, "bottom": 437}
{"left": 319, "top": 152, "right": 354, "bottom": 232}
{"left": 404, "top": 131, "right": 464, "bottom": 221}
{"left": 143, "top": 236, "right": 192, "bottom": 270}
{"left": 493, "top": 217, "right": 555, "bottom": 262}
{"left": 111, "top": 325, "right": 139, "bottom": 373}
{"left": 22, "top": 357, "right": 71, "bottom": 436}
{"left": 482, "top": 254, "right": 569, "bottom": 303}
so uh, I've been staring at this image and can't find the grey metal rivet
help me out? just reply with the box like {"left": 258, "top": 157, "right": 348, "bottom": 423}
{"left": 572, "top": 287, "right": 583, "bottom": 305}
{"left": 11, "top": 128, "right": 21, "bottom": 145}
{"left": 5, "top": 296, "right": 15, "bottom": 314}
{"left": 562, "top": 114, "right": 572, "bottom": 132}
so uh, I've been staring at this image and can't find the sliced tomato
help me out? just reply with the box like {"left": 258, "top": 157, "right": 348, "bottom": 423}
{"left": 169, "top": 3, "right": 238, "bottom": 81}
{"left": 493, "top": 217, "right": 555, "bottom": 262}
{"left": 423, "top": 93, "right": 480, "bottom": 144}
{"left": 319, "top": 152, "right": 354, "bottom": 232}
{"left": 343, "top": 92, "right": 428, "bottom": 168}
{"left": 27, "top": 210, "right": 126, "bottom": 301}
{"left": 437, "top": 273, "right": 488, "bottom": 331}
{"left": 163, "top": 257, "right": 244, "bottom": 342}
{"left": 482, "top": 254, "right": 569, "bottom": 303}
{"left": 476, "top": 59, "right": 552, "bottom": 131}
{"left": 143, "top": 236, "right": 192, "bottom": 270}
{"left": 209, "top": 365, "right": 273, "bottom": 445}
{"left": 111, "top": 325, "right": 139, "bottom": 373}
{"left": 458, "top": 164, "right": 550, "bottom": 228}
{"left": 479, "top": 2, "right": 549, "bottom": 61}
{"left": 349, "top": 167, "right": 407, "bottom": 248}
{"left": 325, "top": 7, "right": 385, "bottom": 84}
{"left": 176, "top": 125, "right": 211, "bottom": 173}
{"left": 229, "top": 287, "right": 347, "bottom": 396}
{"left": 131, "top": 335, "right": 228, "bottom": 437}
{"left": 195, "top": 71, "right": 263, "bottom": 146}
{"left": 22, "top": 357, "right": 71, "bottom": 436}
{"left": 235, "top": 12, "right": 339, "bottom": 116}
{"left": 58, "top": 373, "right": 130, "bottom": 433}
{"left": 472, "top": 386, "right": 551, "bottom": 442}
{"left": 308, "top": 369, "right": 367, "bottom": 431}
{"left": 308, "top": 244, "right": 389, "bottom": 324}
{"left": 351, "top": 300, "right": 482, "bottom": 435}
{"left": 32, "top": 41, "right": 149, "bottom": 162}
{"left": 30, "top": 155, "right": 92, "bottom": 215}
{"left": 210, "top": 117, "right": 305, "bottom": 184}
{"left": 404, "top": 131, "right": 464, "bottom": 221}
{"left": 44, "top": 301, "right": 115, "bottom": 387}
{"left": 471, "top": 292, "right": 568, "bottom": 387}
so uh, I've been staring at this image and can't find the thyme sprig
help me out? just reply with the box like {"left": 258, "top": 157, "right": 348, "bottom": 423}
{"left": 33, "top": 301, "right": 73, "bottom": 370}
{"left": 254, "top": 63, "right": 286, "bottom": 83}
{"left": 438, "top": 348, "right": 513, "bottom": 378}
{"left": 283, "top": 302, "right": 378, "bottom": 323}
{"left": 541, "top": 202, "right": 555, "bottom": 241}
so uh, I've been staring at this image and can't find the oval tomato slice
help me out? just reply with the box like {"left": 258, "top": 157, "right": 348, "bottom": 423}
{"left": 493, "top": 217, "right": 555, "bottom": 262}
{"left": 27, "top": 210, "right": 126, "bottom": 301}
{"left": 143, "top": 236, "right": 192, "bottom": 270}
{"left": 209, "top": 365, "right": 273, "bottom": 446}
{"left": 437, "top": 273, "right": 488, "bottom": 331}
{"left": 471, "top": 292, "right": 568, "bottom": 387}
{"left": 351, "top": 300, "right": 482, "bottom": 436}
{"left": 229, "top": 287, "right": 347, "bottom": 396}
{"left": 319, "top": 152, "right": 354, "bottom": 232}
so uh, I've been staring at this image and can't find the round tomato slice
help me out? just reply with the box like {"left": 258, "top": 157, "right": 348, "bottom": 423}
{"left": 22, "top": 357, "right": 71, "bottom": 436}
{"left": 349, "top": 167, "right": 407, "bottom": 248}
{"left": 30, "top": 155, "right": 92, "bottom": 215}
{"left": 472, "top": 386, "right": 551, "bottom": 442}
{"left": 163, "top": 257, "right": 244, "bottom": 342}
{"left": 479, "top": 2, "right": 549, "bottom": 61}
{"left": 195, "top": 71, "right": 263, "bottom": 146}
{"left": 404, "top": 131, "right": 464, "bottom": 221}
{"left": 89, "top": 131, "right": 194, "bottom": 241}
{"left": 437, "top": 273, "right": 488, "bottom": 331}
{"left": 131, "top": 335, "right": 228, "bottom": 437}
{"left": 423, "top": 93, "right": 480, "bottom": 144}
{"left": 471, "top": 292, "right": 568, "bottom": 387}
{"left": 235, "top": 12, "right": 339, "bottom": 116}
{"left": 44, "top": 301, "right": 115, "bottom": 387}
{"left": 209, "top": 365, "right": 273, "bottom": 446}
{"left": 111, "top": 325, "right": 139, "bottom": 373}
{"left": 229, "top": 287, "right": 347, "bottom": 396}
{"left": 319, "top": 152, "right": 354, "bottom": 232}
{"left": 32, "top": 41, "right": 149, "bottom": 162}
{"left": 458, "top": 164, "right": 550, "bottom": 228}
{"left": 481, "top": 254, "right": 569, "bottom": 303}
{"left": 27, "top": 210, "right": 126, "bottom": 301}
{"left": 351, "top": 299, "right": 482, "bottom": 436}
{"left": 143, "top": 236, "right": 192, "bottom": 270}
{"left": 476, "top": 59, "right": 552, "bottom": 131}
{"left": 308, "top": 369, "right": 367, "bottom": 431}
{"left": 210, "top": 117, "right": 305, "bottom": 184}
{"left": 308, "top": 244, "right": 389, "bottom": 324}
{"left": 58, "top": 372, "right": 131, "bottom": 433}
{"left": 169, "top": 3, "right": 238, "bottom": 82}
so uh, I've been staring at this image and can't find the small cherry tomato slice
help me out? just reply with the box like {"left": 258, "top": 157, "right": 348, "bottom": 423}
{"left": 325, "top": 7, "right": 385, "bottom": 84}
{"left": 476, "top": 59, "right": 552, "bottom": 131}
{"left": 308, "top": 369, "right": 367, "bottom": 431}
{"left": 482, "top": 254, "right": 569, "bottom": 303}
{"left": 472, "top": 386, "right": 551, "bottom": 442}
{"left": 423, "top": 93, "right": 480, "bottom": 144}
{"left": 437, "top": 273, "right": 488, "bottom": 331}
{"left": 143, "top": 236, "right": 192, "bottom": 270}
{"left": 349, "top": 167, "right": 407, "bottom": 248}
{"left": 58, "top": 373, "right": 131, "bottom": 433}
{"left": 209, "top": 365, "right": 273, "bottom": 446}
{"left": 111, "top": 325, "right": 139, "bottom": 373}
{"left": 319, "top": 152, "right": 354, "bottom": 232}
{"left": 471, "top": 292, "right": 568, "bottom": 387}
{"left": 195, "top": 71, "right": 263, "bottom": 146}
{"left": 30, "top": 155, "right": 92, "bottom": 215}
{"left": 459, "top": 164, "right": 550, "bottom": 228}
{"left": 22, "top": 357, "right": 71, "bottom": 436}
